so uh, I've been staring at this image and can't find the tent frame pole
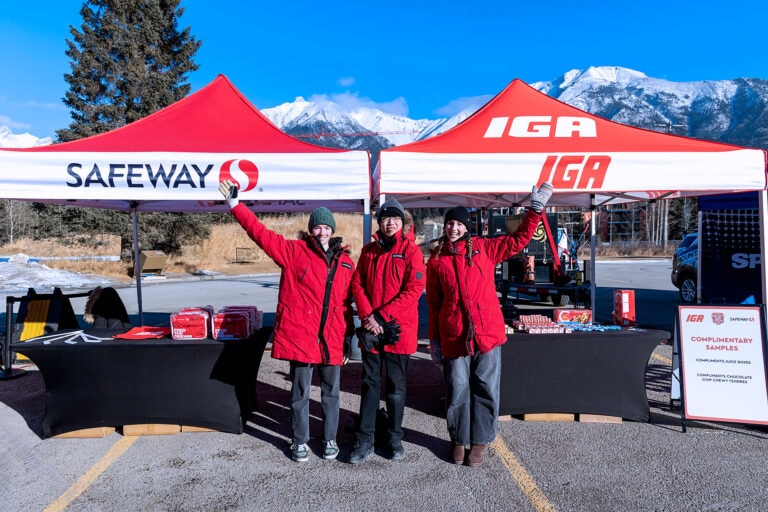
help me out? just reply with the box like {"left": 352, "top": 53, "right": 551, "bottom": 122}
{"left": 590, "top": 196, "right": 597, "bottom": 315}
{"left": 363, "top": 197, "right": 371, "bottom": 245}
{"left": 131, "top": 206, "right": 144, "bottom": 325}
{"left": 760, "top": 190, "right": 768, "bottom": 314}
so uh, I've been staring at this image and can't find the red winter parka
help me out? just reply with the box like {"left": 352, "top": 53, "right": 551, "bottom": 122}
{"left": 426, "top": 209, "right": 541, "bottom": 358}
{"left": 351, "top": 222, "right": 426, "bottom": 355}
{"left": 231, "top": 204, "right": 355, "bottom": 365}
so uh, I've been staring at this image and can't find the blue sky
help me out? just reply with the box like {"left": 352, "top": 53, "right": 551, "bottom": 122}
{"left": 2, "top": 0, "right": 767, "bottom": 140}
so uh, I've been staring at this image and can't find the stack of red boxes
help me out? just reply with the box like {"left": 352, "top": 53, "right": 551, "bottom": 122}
{"left": 213, "top": 305, "right": 263, "bottom": 340}
{"left": 171, "top": 304, "right": 264, "bottom": 340}
{"left": 170, "top": 305, "right": 215, "bottom": 340}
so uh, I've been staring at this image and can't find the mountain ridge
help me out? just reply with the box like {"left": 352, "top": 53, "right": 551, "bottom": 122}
{"left": 4, "top": 66, "right": 768, "bottom": 153}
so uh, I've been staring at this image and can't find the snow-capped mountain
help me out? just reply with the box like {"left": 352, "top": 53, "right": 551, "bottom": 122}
{"left": 4, "top": 66, "right": 768, "bottom": 154}
{"left": 0, "top": 126, "right": 52, "bottom": 148}
{"left": 532, "top": 66, "right": 768, "bottom": 149}
{"left": 260, "top": 96, "right": 477, "bottom": 168}
{"left": 262, "top": 97, "right": 475, "bottom": 149}
{"left": 262, "top": 65, "right": 768, "bottom": 155}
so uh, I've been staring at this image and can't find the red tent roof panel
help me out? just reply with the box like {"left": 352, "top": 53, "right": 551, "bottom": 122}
{"left": 389, "top": 79, "right": 751, "bottom": 154}
{"left": 25, "top": 75, "right": 343, "bottom": 153}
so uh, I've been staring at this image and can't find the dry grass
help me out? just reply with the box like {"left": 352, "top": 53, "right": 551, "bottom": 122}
{"left": 0, "top": 213, "right": 367, "bottom": 279}
{"left": 578, "top": 242, "right": 675, "bottom": 259}
{"left": 0, "top": 233, "right": 121, "bottom": 256}
{"left": 0, "top": 214, "right": 675, "bottom": 280}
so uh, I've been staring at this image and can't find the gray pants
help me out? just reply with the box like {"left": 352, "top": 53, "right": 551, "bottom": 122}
{"left": 289, "top": 362, "right": 340, "bottom": 446}
{"left": 443, "top": 346, "right": 501, "bottom": 446}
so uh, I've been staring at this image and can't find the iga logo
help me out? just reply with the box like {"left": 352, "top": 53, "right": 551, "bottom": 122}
{"left": 219, "top": 159, "right": 259, "bottom": 192}
{"left": 484, "top": 116, "right": 597, "bottom": 138}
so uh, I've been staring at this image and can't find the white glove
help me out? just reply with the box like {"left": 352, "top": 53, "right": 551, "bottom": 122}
{"left": 530, "top": 182, "right": 554, "bottom": 213}
{"left": 218, "top": 180, "right": 239, "bottom": 208}
{"left": 429, "top": 339, "right": 443, "bottom": 364}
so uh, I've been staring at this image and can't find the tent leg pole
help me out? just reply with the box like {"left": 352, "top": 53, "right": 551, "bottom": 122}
{"left": 760, "top": 191, "right": 768, "bottom": 310}
{"left": 363, "top": 197, "right": 371, "bottom": 245}
{"left": 131, "top": 208, "right": 144, "bottom": 326}
{"left": 1, "top": 297, "right": 25, "bottom": 379}
{"left": 590, "top": 197, "right": 597, "bottom": 315}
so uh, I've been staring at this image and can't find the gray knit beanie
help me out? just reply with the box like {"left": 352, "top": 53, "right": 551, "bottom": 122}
{"left": 377, "top": 198, "right": 406, "bottom": 225}
{"left": 308, "top": 207, "right": 336, "bottom": 233}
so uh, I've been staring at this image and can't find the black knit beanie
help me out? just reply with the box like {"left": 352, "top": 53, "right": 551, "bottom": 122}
{"left": 444, "top": 206, "right": 471, "bottom": 229}
{"left": 377, "top": 198, "right": 406, "bottom": 225}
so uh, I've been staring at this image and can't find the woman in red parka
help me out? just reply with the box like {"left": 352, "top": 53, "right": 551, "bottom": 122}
{"left": 427, "top": 183, "right": 553, "bottom": 467}
{"left": 349, "top": 198, "right": 426, "bottom": 463}
{"left": 220, "top": 180, "right": 354, "bottom": 464}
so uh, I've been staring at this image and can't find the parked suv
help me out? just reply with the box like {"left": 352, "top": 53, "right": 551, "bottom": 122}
{"left": 671, "top": 233, "right": 698, "bottom": 303}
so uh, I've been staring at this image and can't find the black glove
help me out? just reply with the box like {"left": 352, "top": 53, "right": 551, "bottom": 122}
{"left": 356, "top": 327, "right": 379, "bottom": 352}
{"left": 356, "top": 319, "right": 401, "bottom": 351}
{"left": 380, "top": 320, "right": 402, "bottom": 345}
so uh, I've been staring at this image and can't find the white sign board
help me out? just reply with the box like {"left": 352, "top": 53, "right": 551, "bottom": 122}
{"left": 679, "top": 305, "right": 768, "bottom": 425}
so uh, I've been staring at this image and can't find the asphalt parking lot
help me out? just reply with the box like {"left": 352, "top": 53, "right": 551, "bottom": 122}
{"left": 2, "top": 259, "right": 768, "bottom": 511}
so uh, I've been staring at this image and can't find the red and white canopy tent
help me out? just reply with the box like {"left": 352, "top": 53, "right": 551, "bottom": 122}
{"left": 374, "top": 79, "right": 768, "bottom": 314}
{"left": 0, "top": 75, "right": 371, "bottom": 321}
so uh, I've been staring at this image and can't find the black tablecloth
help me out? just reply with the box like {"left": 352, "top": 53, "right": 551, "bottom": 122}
{"left": 12, "top": 328, "right": 271, "bottom": 437}
{"left": 499, "top": 328, "right": 669, "bottom": 422}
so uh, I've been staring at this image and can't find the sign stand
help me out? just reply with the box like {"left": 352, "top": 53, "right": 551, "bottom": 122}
{"left": 678, "top": 304, "right": 768, "bottom": 432}
{"left": 669, "top": 308, "right": 681, "bottom": 407}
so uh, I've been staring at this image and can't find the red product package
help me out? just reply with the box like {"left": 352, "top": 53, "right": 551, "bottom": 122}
{"left": 171, "top": 308, "right": 212, "bottom": 340}
{"left": 613, "top": 289, "right": 636, "bottom": 326}
{"left": 553, "top": 309, "right": 593, "bottom": 324}
{"left": 213, "top": 310, "right": 251, "bottom": 340}
{"left": 222, "top": 305, "right": 262, "bottom": 331}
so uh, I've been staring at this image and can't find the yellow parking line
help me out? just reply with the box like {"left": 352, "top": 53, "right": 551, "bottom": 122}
{"left": 651, "top": 352, "right": 672, "bottom": 365}
{"left": 45, "top": 436, "right": 138, "bottom": 512}
{"left": 491, "top": 437, "right": 559, "bottom": 512}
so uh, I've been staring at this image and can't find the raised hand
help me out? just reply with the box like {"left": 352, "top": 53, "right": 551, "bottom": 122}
{"left": 218, "top": 180, "right": 239, "bottom": 208}
{"left": 530, "top": 182, "right": 554, "bottom": 213}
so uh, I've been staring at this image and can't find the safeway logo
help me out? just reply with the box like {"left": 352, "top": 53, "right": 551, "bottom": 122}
{"left": 484, "top": 116, "right": 597, "bottom": 138}
{"left": 65, "top": 158, "right": 260, "bottom": 191}
{"left": 219, "top": 159, "right": 259, "bottom": 192}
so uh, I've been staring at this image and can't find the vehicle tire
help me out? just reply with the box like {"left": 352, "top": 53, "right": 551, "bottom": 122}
{"left": 679, "top": 274, "right": 697, "bottom": 303}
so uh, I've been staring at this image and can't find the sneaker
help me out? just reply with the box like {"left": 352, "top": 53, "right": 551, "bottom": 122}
{"left": 349, "top": 441, "right": 373, "bottom": 464}
{"left": 390, "top": 442, "right": 405, "bottom": 461}
{"left": 291, "top": 443, "right": 309, "bottom": 463}
{"left": 322, "top": 440, "right": 339, "bottom": 460}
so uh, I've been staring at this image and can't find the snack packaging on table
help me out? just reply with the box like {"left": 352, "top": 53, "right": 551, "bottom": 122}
{"left": 612, "top": 289, "right": 637, "bottom": 326}
{"left": 552, "top": 309, "right": 593, "bottom": 324}
{"left": 213, "top": 305, "right": 262, "bottom": 340}
{"left": 221, "top": 305, "right": 263, "bottom": 331}
{"left": 170, "top": 305, "right": 215, "bottom": 340}
{"left": 513, "top": 314, "right": 572, "bottom": 334}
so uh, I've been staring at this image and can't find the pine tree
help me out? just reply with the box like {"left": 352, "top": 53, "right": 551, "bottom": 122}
{"left": 44, "top": 0, "right": 208, "bottom": 258}
{"left": 57, "top": 0, "right": 201, "bottom": 141}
